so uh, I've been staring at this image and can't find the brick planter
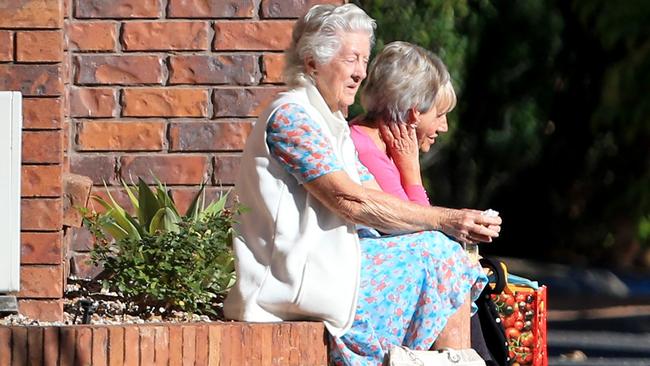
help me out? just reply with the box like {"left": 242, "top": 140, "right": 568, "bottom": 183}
{"left": 0, "top": 321, "right": 328, "bottom": 365}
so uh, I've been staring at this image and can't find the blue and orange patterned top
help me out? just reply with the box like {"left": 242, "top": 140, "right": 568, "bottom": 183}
{"left": 266, "top": 103, "right": 373, "bottom": 184}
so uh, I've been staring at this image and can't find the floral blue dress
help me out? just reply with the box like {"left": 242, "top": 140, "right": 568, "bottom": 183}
{"left": 266, "top": 103, "right": 488, "bottom": 366}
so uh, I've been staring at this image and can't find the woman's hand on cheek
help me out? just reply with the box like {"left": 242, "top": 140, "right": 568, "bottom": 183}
{"left": 379, "top": 120, "right": 421, "bottom": 179}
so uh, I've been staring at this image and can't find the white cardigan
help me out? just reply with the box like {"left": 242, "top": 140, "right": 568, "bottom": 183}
{"left": 223, "top": 81, "right": 362, "bottom": 336}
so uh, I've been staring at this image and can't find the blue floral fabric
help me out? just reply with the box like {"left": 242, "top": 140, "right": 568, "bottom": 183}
{"left": 329, "top": 229, "right": 487, "bottom": 365}
{"left": 265, "top": 103, "right": 488, "bottom": 366}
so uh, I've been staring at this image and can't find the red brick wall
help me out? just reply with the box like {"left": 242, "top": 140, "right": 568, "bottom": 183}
{"left": 2, "top": 0, "right": 343, "bottom": 320}
{"left": 0, "top": 0, "right": 66, "bottom": 320}
{"left": 64, "top": 0, "right": 343, "bottom": 281}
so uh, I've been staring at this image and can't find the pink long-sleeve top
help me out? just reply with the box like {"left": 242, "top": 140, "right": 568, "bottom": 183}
{"left": 349, "top": 124, "right": 430, "bottom": 206}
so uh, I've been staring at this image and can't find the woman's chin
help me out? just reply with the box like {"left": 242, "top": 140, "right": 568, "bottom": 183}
{"left": 420, "top": 142, "right": 433, "bottom": 152}
{"left": 341, "top": 97, "right": 356, "bottom": 108}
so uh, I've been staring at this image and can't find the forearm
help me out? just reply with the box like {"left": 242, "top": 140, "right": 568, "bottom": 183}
{"left": 305, "top": 171, "right": 452, "bottom": 234}
{"left": 404, "top": 184, "right": 430, "bottom": 205}
{"left": 337, "top": 189, "right": 454, "bottom": 233}
{"left": 396, "top": 161, "right": 423, "bottom": 188}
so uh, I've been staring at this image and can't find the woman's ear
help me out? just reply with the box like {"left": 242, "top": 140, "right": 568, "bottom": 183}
{"left": 407, "top": 108, "right": 420, "bottom": 125}
{"left": 305, "top": 56, "right": 318, "bottom": 76}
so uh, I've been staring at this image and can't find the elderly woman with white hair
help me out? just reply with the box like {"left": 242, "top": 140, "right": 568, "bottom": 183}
{"left": 223, "top": 4, "right": 501, "bottom": 365}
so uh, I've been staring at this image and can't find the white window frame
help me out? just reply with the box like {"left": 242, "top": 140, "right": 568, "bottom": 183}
{"left": 0, "top": 91, "right": 22, "bottom": 292}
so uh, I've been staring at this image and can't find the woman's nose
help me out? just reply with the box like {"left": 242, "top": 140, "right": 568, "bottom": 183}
{"left": 352, "top": 61, "right": 366, "bottom": 81}
{"left": 439, "top": 117, "right": 448, "bottom": 132}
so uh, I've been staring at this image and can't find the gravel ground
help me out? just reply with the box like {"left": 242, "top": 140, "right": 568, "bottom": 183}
{"left": 0, "top": 277, "right": 220, "bottom": 326}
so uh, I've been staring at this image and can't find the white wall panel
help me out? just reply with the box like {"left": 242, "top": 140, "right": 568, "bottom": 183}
{"left": 0, "top": 92, "right": 22, "bottom": 292}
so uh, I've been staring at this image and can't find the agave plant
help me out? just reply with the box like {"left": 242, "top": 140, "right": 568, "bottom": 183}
{"left": 91, "top": 177, "right": 228, "bottom": 241}
{"left": 81, "top": 176, "right": 238, "bottom": 317}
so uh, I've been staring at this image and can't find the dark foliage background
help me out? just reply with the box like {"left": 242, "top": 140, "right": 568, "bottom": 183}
{"left": 354, "top": 0, "right": 650, "bottom": 267}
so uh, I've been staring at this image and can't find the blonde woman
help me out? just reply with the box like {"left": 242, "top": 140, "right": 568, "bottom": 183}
{"left": 350, "top": 40, "right": 486, "bottom": 357}
{"left": 351, "top": 41, "right": 456, "bottom": 207}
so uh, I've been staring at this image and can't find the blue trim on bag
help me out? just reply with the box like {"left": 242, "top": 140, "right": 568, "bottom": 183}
{"left": 486, "top": 272, "right": 539, "bottom": 290}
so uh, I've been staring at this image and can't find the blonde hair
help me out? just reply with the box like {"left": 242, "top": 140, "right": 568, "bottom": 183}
{"left": 284, "top": 4, "right": 376, "bottom": 87}
{"left": 435, "top": 81, "right": 457, "bottom": 115}
{"left": 361, "top": 41, "right": 456, "bottom": 123}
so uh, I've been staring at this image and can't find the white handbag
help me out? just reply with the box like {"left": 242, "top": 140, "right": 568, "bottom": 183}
{"left": 388, "top": 346, "right": 486, "bottom": 366}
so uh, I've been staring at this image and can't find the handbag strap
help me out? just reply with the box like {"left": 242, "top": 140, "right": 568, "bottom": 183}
{"left": 399, "top": 346, "right": 463, "bottom": 365}
{"left": 479, "top": 257, "right": 507, "bottom": 294}
{"left": 398, "top": 346, "right": 425, "bottom": 366}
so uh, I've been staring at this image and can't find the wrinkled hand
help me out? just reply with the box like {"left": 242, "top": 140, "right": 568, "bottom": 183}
{"left": 440, "top": 209, "right": 502, "bottom": 244}
{"left": 378, "top": 120, "right": 420, "bottom": 179}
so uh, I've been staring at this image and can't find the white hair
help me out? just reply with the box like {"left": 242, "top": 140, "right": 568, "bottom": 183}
{"left": 361, "top": 41, "right": 457, "bottom": 123}
{"left": 284, "top": 3, "right": 376, "bottom": 86}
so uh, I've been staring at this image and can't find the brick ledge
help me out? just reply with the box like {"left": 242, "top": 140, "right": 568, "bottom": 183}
{"left": 0, "top": 321, "right": 328, "bottom": 365}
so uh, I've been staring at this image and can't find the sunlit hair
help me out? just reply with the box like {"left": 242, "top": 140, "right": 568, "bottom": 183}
{"left": 361, "top": 41, "right": 457, "bottom": 123}
{"left": 435, "top": 80, "right": 457, "bottom": 115}
{"left": 284, "top": 3, "right": 376, "bottom": 87}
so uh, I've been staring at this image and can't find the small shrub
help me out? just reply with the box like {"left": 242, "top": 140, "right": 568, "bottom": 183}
{"left": 82, "top": 178, "right": 240, "bottom": 317}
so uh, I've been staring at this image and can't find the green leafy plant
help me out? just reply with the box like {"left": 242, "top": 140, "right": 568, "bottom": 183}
{"left": 91, "top": 177, "right": 227, "bottom": 240}
{"left": 82, "top": 177, "right": 240, "bottom": 317}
